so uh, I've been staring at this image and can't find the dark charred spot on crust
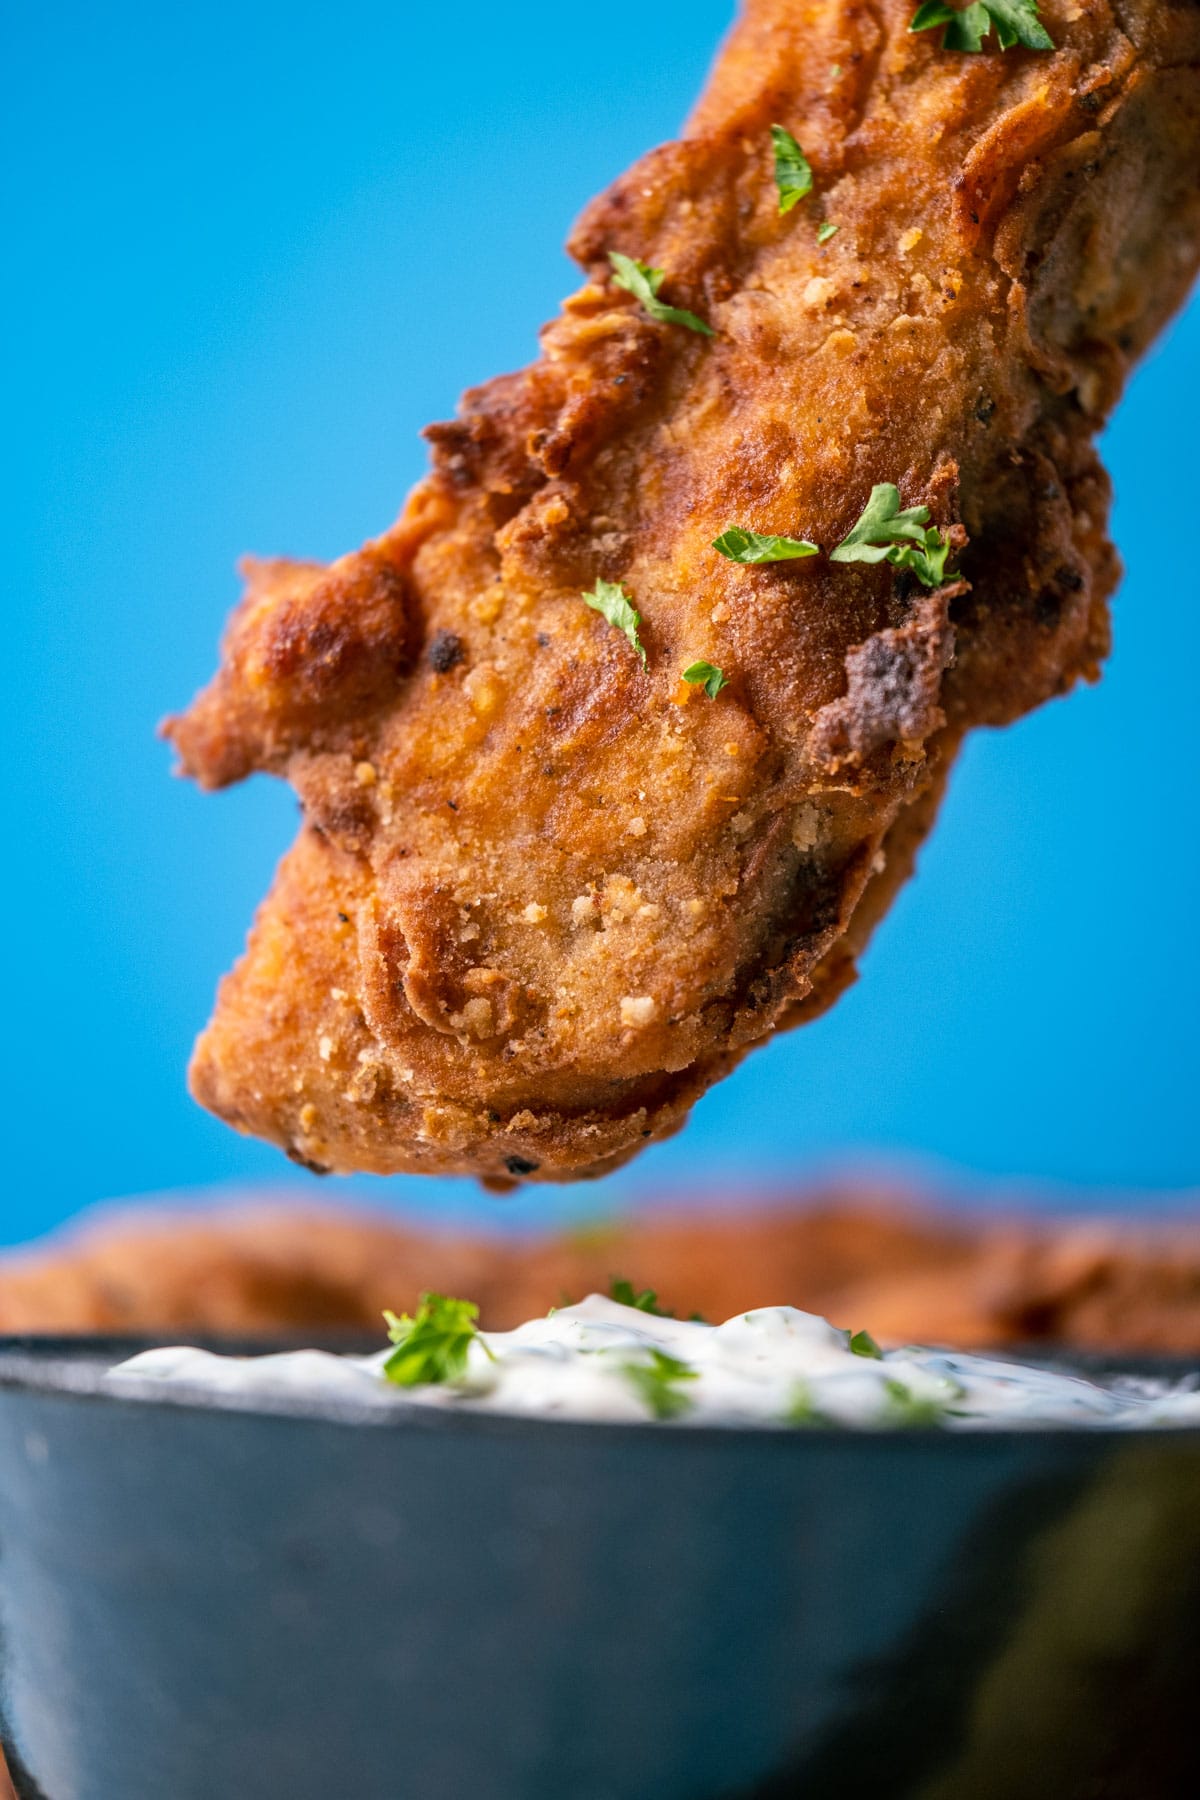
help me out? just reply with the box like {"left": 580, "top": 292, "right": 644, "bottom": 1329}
{"left": 504, "top": 1154, "right": 541, "bottom": 1176}
{"left": 296, "top": 617, "right": 340, "bottom": 669}
{"left": 809, "top": 586, "right": 960, "bottom": 772}
{"left": 889, "top": 571, "right": 920, "bottom": 618}
{"left": 745, "top": 844, "right": 874, "bottom": 1022}
{"left": 428, "top": 629, "right": 464, "bottom": 673}
{"left": 323, "top": 799, "right": 374, "bottom": 840}
{"left": 337, "top": 912, "right": 349, "bottom": 923}
{"left": 286, "top": 1148, "right": 331, "bottom": 1176}
{"left": 1035, "top": 562, "right": 1086, "bottom": 625}
{"left": 788, "top": 856, "right": 847, "bottom": 944}
{"left": 974, "top": 396, "right": 996, "bottom": 425}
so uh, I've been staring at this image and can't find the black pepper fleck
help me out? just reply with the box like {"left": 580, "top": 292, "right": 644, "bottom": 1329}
{"left": 428, "top": 629, "right": 464, "bottom": 674}
{"left": 504, "top": 1154, "right": 541, "bottom": 1176}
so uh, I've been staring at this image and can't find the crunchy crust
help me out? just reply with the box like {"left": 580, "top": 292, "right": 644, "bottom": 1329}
{"left": 166, "top": 0, "right": 1200, "bottom": 1184}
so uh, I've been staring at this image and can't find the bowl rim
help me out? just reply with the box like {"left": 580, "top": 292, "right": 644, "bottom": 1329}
{"left": 1, "top": 1332, "right": 1198, "bottom": 1446}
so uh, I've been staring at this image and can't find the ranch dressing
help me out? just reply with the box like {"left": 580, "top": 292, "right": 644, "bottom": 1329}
{"left": 109, "top": 1296, "right": 1200, "bottom": 1429}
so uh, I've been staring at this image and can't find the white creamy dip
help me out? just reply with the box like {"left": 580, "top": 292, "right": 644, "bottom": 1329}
{"left": 108, "top": 1296, "right": 1200, "bottom": 1430}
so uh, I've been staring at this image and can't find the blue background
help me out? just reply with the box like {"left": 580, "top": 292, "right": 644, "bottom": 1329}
{"left": 4, "top": 0, "right": 1197, "bottom": 1246}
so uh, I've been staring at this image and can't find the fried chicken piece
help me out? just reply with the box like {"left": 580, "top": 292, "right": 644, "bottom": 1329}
{"left": 166, "top": 1, "right": 1200, "bottom": 1184}
{"left": 4, "top": 1197, "right": 1200, "bottom": 1354}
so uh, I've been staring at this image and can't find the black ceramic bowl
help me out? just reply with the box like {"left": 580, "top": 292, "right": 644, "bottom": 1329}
{"left": 1, "top": 1336, "right": 1199, "bottom": 1800}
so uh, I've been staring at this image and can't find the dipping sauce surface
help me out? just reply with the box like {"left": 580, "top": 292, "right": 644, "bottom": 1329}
{"left": 109, "top": 1297, "right": 1200, "bottom": 1430}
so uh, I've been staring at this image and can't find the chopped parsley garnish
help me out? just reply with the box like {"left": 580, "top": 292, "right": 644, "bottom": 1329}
{"left": 608, "top": 1279, "right": 707, "bottom": 1321}
{"left": 817, "top": 221, "right": 839, "bottom": 245}
{"left": 909, "top": 0, "right": 1053, "bottom": 52}
{"left": 610, "top": 1277, "right": 672, "bottom": 1316}
{"left": 682, "top": 660, "right": 729, "bottom": 699}
{"left": 770, "top": 125, "right": 813, "bottom": 214}
{"left": 832, "top": 483, "right": 929, "bottom": 557}
{"left": 830, "top": 483, "right": 954, "bottom": 587}
{"left": 893, "top": 530, "right": 953, "bottom": 587}
{"left": 623, "top": 1348, "right": 699, "bottom": 1420}
{"left": 883, "top": 1377, "right": 947, "bottom": 1427}
{"left": 849, "top": 1328, "right": 884, "bottom": 1359}
{"left": 784, "top": 1382, "right": 825, "bottom": 1427}
{"left": 608, "top": 251, "right": 714, "bottom": 337}
{"left": 381, "top": 1293, "right": 486, "bottom": 1387}
{"left": 713, "top": 526, "right": 819, "bottom": 564}
{"left": 582, "top": 578, "right": 647, "bottom": 666}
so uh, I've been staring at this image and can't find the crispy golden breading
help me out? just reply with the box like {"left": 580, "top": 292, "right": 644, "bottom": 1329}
{"left": 167, "top": 1, "right": 1200, "bottom": 1184}
{"left": 4, "top": 1198, "right": 1200, "bottom": 1354}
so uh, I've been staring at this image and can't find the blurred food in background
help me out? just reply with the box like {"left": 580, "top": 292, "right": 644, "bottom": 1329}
{"left": 2, "top": 1185, "right": 1197, "bottom": 1353}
